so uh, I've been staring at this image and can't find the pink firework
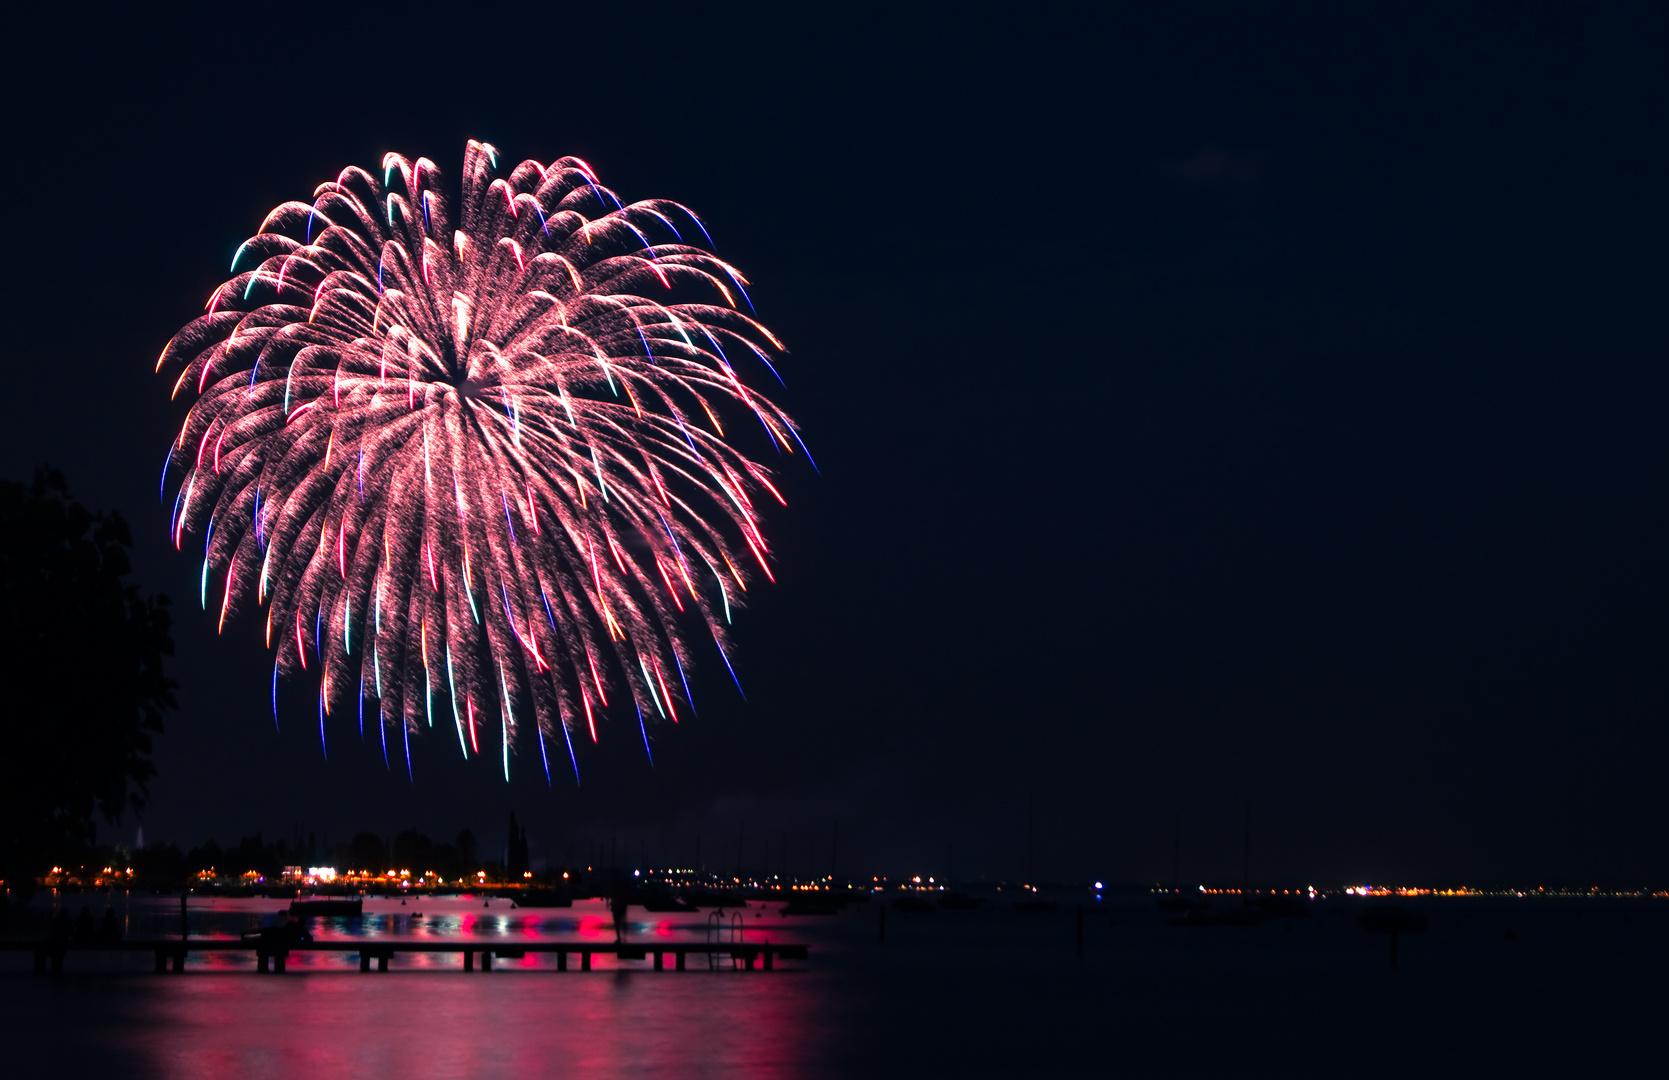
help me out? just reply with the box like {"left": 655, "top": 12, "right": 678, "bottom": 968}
{"left": 158, "top": 141, "right": 805, "bottom": 782}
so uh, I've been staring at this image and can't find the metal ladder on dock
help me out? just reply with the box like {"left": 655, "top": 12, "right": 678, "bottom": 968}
{"left": 706, "top": 910, "right": 743, "bottom": 969}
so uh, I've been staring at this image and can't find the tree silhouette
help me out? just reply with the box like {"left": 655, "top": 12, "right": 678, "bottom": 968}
{"left": 0, "top": 468, "right": 175, "bottom": 896}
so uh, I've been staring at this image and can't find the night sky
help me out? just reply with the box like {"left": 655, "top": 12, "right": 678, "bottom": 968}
{"left": 2, "top": 3, "right": 1664, "bottom": 887}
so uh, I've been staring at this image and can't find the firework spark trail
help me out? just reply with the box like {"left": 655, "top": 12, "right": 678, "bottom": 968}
{"left": 158, "top": 142, "right": 801, "bottom": 783}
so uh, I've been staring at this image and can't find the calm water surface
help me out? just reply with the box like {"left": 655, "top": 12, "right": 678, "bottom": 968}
{"left": 3, "top": 892, "right": 1662, "bottom": 1077}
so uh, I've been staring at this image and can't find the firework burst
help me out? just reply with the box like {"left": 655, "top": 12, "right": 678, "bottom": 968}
{"left": 157, "top": 140, "right": 805, "bottom": 782}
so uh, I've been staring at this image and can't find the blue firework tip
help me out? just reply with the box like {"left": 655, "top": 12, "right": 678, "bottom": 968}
{"left": 271, "top": 662, "right": 280, "bottom": 727}
{"left": 318, "top": 691, "right": 327, "bottom": 761}
{"left": 683, "top": 207, "right": 716, "bottom": 248}
{"left": 740, "top": 336, "right": 787, "bottom": 386}
{"left": 502, "top": 493, "right": 517, "bottom": 542}
{"left": 500, "top": 583, "right": 518, "bottom": 632}
{"left": 158, "top": 445, "right": 172, "bottom": 501}
{"left": 168, "top": 484, "right": 186, "bottom": 539}
{"left": 647, "top": 209, "right": 683, "bottom": 242}
{"left": 657, "top": 511, "right": 686, "bottom": 561}
{"left": 786, "top": 423, "right": 820, "bottom": 474}
{"left": 728, "top": 272, "right": 756, "bottom": 313}
{"left": 714, "top": 634, "right": 745, "bottom": 699}
{"left": 673, "top": 650, "right": 696, "bottom": 716}
{"left": 672, "top": 409, "right": 699, "bottom": 455}
{"left": 560, "top": 710, "right": 579, "bottom": 787}
{"left": 635, "top": 698, "right": 653, "bottom": 766}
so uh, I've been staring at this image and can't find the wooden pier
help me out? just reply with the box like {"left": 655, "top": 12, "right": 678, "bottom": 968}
{"left": 4, "top": 938, "right": 809, "bottom": 975}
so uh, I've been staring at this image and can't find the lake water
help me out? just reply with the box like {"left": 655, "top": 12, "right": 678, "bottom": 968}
{"left": 2, "top": 891, "right": 1661, "bottom": 1076}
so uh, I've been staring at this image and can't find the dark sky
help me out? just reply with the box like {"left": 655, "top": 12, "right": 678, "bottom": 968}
{"left": 2, "top": 2, "right": 1665, "bottom": 887}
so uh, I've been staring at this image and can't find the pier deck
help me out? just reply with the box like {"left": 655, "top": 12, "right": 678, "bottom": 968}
{"left": 3, "top": 938, "right": 809, "bottom": 974}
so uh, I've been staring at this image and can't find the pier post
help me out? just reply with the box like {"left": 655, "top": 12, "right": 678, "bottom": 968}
{"left": 172, "top": 950, "right": 186, "bottom": 973}
{"left": 581, "top": 950, "right": 591, "bottom": 972}
{"left": 483, "top": 951, "right": 493, "bottom": 972}
{"left": 764, "top": 947, "right": 773, "bottom": 971}
{"left": 654, "top": 951, "right": 664, "bottom": 971}
{"left": 155, "top": 949, "right": 167, "bottom": 973}
{"left": 260, "top": 951, "right": 271, "bottom": 973}
{"left": 464, "top": 949, "right": 474, "bottom": 971}
{"left": 377, "top": 953, "right": 388, "bottom": 972}
{"left": 676, "top": 950, "right": 685, "bottom": 971}
{"left": 272, "top": 951, "right": 285, "bottom": 974}
{"left": 557, "top": 950, "right": 567, "bottom": 971}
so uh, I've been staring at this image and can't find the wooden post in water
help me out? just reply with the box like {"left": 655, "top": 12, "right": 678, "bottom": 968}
{"left": 1026, "top": 797, "right": 1035, "bottom": 885}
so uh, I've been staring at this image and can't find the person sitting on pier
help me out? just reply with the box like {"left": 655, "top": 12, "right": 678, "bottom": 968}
{"left": 73, "top": 906, "right": 96, "bottom": 944}
{"left": 610, "top": 872, "right": 630, "bottom": 943}
{"left": 95, "top": 908, "right": 120, "bottom": 946}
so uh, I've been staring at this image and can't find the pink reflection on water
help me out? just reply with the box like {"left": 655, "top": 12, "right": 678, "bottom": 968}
{"left": 123, "top": 971, "right": 834, "bottom": 1079}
